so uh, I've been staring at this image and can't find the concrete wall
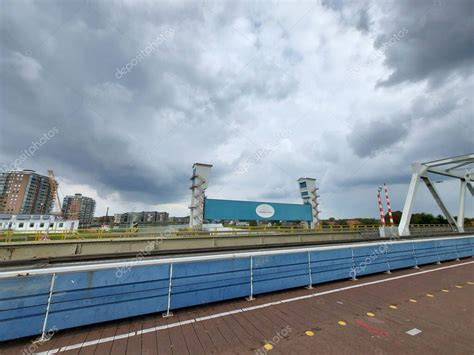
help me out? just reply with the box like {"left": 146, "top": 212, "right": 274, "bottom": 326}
{"left": 0, "top": 231, "right": 375, "bottom": 262}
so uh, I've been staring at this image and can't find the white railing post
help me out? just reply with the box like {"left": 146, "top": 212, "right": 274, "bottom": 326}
{"left": 39, "top": 273, "right": 56, "bottom": 341}
{"left": 163, "top": 263, "right": 174, "bottom": 317}
{"left": 435, "top": 243, "right": 441, "bottom": 265}
{"left": 350, "top": 248, "right": 357, "bottom": 281}
{"left": 385, "top": 245, "right": 392, "bottom": 274}
{"left": 412, "top": 243, "right": 419, "bottom": 269}
{"left": 306, "top": 251, "right": 313, "bottom": 289}
{"left": 246, "top": 256, "right": 255, "bottom": 301}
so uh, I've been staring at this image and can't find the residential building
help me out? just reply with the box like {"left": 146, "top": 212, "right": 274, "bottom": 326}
{"left": 62, "top": 193, "right": 96, "bottom": 226}
{"left": 114, "top": 211, "right": 169, "bottom": 224}
{"left": 114, "top": 213, "right": 122, "bottom": 224}
{"left": 0, "top": 170, "right": 57, "bottom": 214}
{"left": 169, "top": 216, "right": 190, "bottom": 225}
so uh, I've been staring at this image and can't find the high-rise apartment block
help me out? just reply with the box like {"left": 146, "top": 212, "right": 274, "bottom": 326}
{"left": 0, "top": 170, "right": 57, "bottom": 214}
{"left": 62, "top": 193, "right": 96, "bottom": 225}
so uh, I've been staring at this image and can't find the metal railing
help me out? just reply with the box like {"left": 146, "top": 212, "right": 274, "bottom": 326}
{"left": 0, "top": 223, "right": 464, "bottom": 243}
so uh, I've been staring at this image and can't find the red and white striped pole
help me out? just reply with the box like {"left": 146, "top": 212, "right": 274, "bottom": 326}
{"left": 377, "top": 188, "right": 386, "bottom": 226}
{"left": 383, "top": 183, "right": 394, "bottom": 226}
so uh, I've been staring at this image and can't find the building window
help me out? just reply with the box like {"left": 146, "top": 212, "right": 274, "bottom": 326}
{"left": 19, "top": 223, "right": 24, "bottom": 228}
{"left": 301, "top": 191, "right": 309, "bottom": 197}
{"left": 29, "top": 223, "right": 34, "bottom": 228}
{"left": 49, "top": 223, "right": 54, "bottom": 228}
{"left": 40, "top": 223, "right": 44, "bottom": 228}
{"left": 59, "top": 223, "right": 64, "bottom": 228}
{"left": 299, "top": 182, "right": 307, "bottom": 188}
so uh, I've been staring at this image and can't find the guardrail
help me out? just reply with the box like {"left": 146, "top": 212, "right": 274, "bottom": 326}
{"left": 0, "top": 224, "right": 462, "bottom": 243}
{"left": 0, "top": 235, "right": 472, "bottom": 342}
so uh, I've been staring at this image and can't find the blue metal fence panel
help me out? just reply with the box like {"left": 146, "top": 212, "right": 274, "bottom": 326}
{"left": 171, "top": 258, "right": 251, "bottom": 309}
{"left": 204, "top": 198, "right": 313, "bottom": 221}
{"left": 253, "top": 252, "right": 309, "bottom": 293}
{"left": 436, "top": 239, "right": 460, "bottom": 261}
{"left": 386, "top": 243, "right": 417, "bottom": 270}
{"left": 352, "top": 245, "right": 389, "bottom": 276}
{"left": 0, "top": 236, "right": 472, "bottom": 342}
{"left": 413, "top": 241, "right": 440, "bottom": 265}
{"left": 47, "top": 264, "right": 170, "bottom": 331}
{"left": 0, "top": 275, "right": 52, "bottom": 341}
{"left": 455, "top": 238, "right": 473, "bottom": 257}
{"left": 310, "top": 248, "right": 354, "bottom": 282}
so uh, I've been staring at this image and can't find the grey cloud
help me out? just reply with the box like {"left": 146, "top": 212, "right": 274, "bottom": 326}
{"left": 375, "top": 0, "right": 474, "bottom": 87}
{"left": 355, "top": 8, "right": 371, "bottom": 33}
{"left": 1, "top": 0, "right": 472, "bottom": 218}
{"left": 347, "top": 117, "right": 409, "bottom": 158}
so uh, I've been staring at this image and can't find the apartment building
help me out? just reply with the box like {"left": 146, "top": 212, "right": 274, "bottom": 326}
{"left": 0, "top": 170, "right": 56, "bottom": 214}
{"left": 114, "top": 211, "right": 169, "bottom": 224}
{"left": 62, "top": 193, "right": 96, "bottom": 226}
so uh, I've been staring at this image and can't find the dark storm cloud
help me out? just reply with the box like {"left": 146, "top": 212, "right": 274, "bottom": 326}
{"left": 343, "top": 0, "right": 473, "bottom": 161}
{"left": 347, "top": 85, "right": 473, "bottom": 159}
{"left": 375, "top": 0, "right": 474, "bottom": 87}
{"left": 1, "top": 0, "right": 472, "bottom": 217}
{"left": 0, "top": 0, "right": 237, "bottom": 205}
{"left": 347, "top": 116, "right": 409, "bottom": 158}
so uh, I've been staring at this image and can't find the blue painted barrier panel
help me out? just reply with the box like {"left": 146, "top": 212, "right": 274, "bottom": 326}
{"left": 436, "top": 239, "right": 460, "bottom": 261}
{"left": 386, "top": 243, "right": 417, "bottom": 270}
{"left": 455, "top": 238, "right": 472, "bottom": 258}
{"left": 0, "top": 314, "right": 46, "bottom": 342}
{"left": 352, "top": 245, "right": 389, "bottom": 276}
{"left": 0, "top": 236, "right": 472, "bottom": 342}
{"left": 413, "top": 241, "right": 440, "bottom": 265}
{"left": 46, "top": 264, "right": 170, "bottom": 331}
{"left": 310, "top": 248, "right": 354, "bottom": 282}
{"left": 0, "top": 275, "right": 52, "bottom": 341}
{"left": 253, "top": 252, "right": 309, "bottom": 293}
{"left": 171, "top": 258, "right": 251, "bottom": 308}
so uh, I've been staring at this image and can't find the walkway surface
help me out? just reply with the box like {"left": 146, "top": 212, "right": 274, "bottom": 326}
{"left": 1, "top": 259, "right": 473, "bottom": 354}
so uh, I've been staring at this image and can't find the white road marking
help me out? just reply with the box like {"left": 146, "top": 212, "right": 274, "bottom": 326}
{"left": 406, "top": 328, "right": 422, "bottom": 336}
{"left": 35, "top": 260, "right": 473, "bottom": 354}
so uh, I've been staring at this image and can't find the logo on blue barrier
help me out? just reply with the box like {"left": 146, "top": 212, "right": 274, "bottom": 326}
{"left": 255, "top": 204, "right": 275, "bottom": 218}
{"left": 204, "top": 198, "right": 312, "bottom": 221}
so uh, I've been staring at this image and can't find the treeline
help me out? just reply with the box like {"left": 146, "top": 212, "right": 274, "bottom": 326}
{"left": 322, "top": 211, "right": 470, "bottom": 226}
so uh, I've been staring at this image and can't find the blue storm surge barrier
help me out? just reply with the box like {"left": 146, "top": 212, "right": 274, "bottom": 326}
{"left": 204, "top": 198, "right": 313, "bottom": 221}
{"left": 0, "top": 236, "right": 472, "bottom": 342}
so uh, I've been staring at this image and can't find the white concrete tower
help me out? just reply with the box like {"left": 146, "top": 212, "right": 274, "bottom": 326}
{"left": 297, "top": 177, "right": 320, "bottom": 228}
{"left": 189, "top": 163, "right": 213, "bottom": 229}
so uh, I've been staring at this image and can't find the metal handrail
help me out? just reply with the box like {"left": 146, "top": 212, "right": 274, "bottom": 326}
{"left": 0, "top": 223, "right": 463, "bottom": 243}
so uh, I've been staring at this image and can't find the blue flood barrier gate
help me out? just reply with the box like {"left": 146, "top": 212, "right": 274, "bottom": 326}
{"left": 204, "top": 198, "right": 313, "bottom": 221}
{"left": 0, "top": 236, "right": 472, "bottom": 342}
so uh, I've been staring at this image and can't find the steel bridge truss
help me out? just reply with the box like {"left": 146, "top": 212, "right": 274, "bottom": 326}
{"left": 398, "top": 154, "right": 474, "bottom": 236}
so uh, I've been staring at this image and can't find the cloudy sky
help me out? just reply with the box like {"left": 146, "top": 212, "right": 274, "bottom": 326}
{"left": 0, "top": 0, "right": 472, "bottom": 218}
